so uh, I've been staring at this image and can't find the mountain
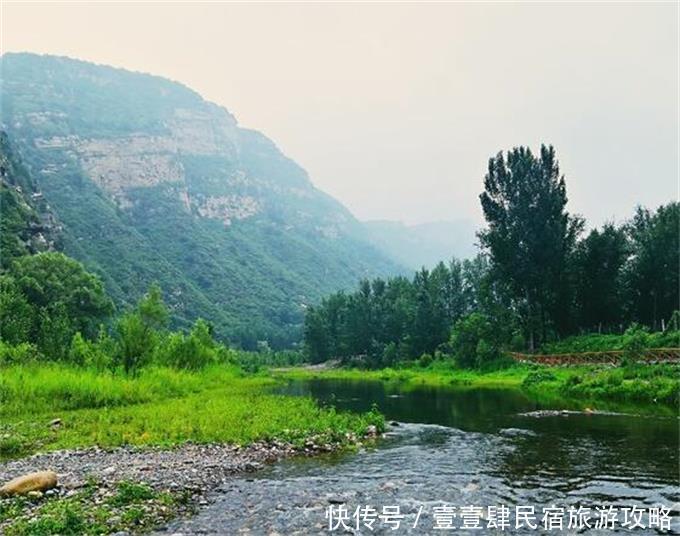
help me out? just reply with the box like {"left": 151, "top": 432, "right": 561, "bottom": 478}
{"left": 0, "top": 132, "right": 61, "bottom": 266}
{"left": 0, "top": 52, "right": 402, "bottom": 347}
{"left": 364, "top": 219, "right": 478, "bottom": 270}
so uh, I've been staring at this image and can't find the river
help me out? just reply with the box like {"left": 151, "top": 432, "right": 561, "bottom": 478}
{"left": 163, "top": 379, "right": 679, "bottom": 535}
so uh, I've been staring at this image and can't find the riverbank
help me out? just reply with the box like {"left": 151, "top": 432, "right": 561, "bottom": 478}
{"left": 275, "top": 361, "right": 680, "bottom": 414}
{"left": 0, "top": 364, "right": 384, "bottom": 534}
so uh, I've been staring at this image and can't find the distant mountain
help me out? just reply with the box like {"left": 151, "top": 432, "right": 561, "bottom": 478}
{"left": 364, "top": 219, "right": 478, "bottom": 269}
{"left": 0, "top": 52, "right": 402, "bottom": 347}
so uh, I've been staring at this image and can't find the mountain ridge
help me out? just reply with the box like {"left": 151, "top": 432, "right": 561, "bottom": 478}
{"left": 0, "top": 52, "right": 403, "bottom": 347}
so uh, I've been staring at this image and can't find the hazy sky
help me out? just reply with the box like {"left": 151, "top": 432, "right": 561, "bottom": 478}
{"left": 2, "top": 2, "right": 678, "bottom": 226}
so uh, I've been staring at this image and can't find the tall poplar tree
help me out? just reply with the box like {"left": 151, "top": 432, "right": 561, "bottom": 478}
{"left": 479, "top": 145, "right": 582, "bottom": 349}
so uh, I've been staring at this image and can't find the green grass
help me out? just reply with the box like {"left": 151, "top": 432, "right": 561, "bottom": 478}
{"left": 540, "top": 330, "right": 680, "bottom": 354}
{"left": 278, "top": 362, "right": 531, "bottom": 390}
{"left": 0, "top": 364, "right": 384, "bottom": 460}
{"left": 2, "top": 479, "right": 182, "bottom": 535}
{"left": 276, "top": 361, "right": 679, "bottom": 413}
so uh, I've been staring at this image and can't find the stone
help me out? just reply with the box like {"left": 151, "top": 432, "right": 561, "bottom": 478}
{"left": 0, "top": 470, "right": 58, "bottom": 496}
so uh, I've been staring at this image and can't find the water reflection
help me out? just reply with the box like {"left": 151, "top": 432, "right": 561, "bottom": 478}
{"left": 165, "top": 379, "right": 679, "bottom": 534}
{"left": 279, "top": 379, "right": 679, "bottom": 502}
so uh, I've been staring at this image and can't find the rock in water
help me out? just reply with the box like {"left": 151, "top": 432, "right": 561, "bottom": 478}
{"left": 0, "top": 471, "right": 58, "bottom": 496}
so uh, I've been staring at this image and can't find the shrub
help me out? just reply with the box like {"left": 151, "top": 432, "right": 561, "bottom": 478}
{"left": 68, "top": 331, "right": 114, "bottom": 370}
{"left": 521, "top": 369, "right": 558, "bottom": 388}
{"left": 606, "top": 370, "right": 624, "bottom": 387}
{"left": 565, "top": 374, "right": 582, "bottom": 387}
{"left": 622, "top": 324, "right": 650, "bottom": 363}
{"left": 450, "top": 313, "right": 498, "bottom": 368}
{"left": 0, "top": 341, "right": 40, "bottom": 366}
{"left": 154, "top": 320, "right": 216, "bottom": 370}
{"left": 381, "top": 342, "right": 398, "bottom": 368}
{"left": 418, "top": 353, "right": 433, "bottom": 368}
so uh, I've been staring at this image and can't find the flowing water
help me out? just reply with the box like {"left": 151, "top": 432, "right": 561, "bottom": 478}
{"left": 164, "top": 379, "right": 679, "bottom": 535}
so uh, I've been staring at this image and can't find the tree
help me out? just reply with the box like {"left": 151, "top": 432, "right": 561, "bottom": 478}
{"left": 116, "top": 283, "right": 168, "bottom": 373}
{"left": 623, "top": 203, "right": 679, "bottom": 330}
{"left": 155, "top": 318, "right": 216, "bottom": 370}
{"left": 0, "top": 252, "right": 113, "bottom": 358}
{"left": 303, "top": 306, "right": 330, "bottom": 363}
{"left": 479, "top": 145, "right": 582, "bottom": 349}
{"left": 0, "top": 275, "right": 33, "bottom": 345}
{"left": 450, "top": 312, "right": 499, "bottom": 368}
{"left": 9, "top": 252, "right": 113, "bottom": 338}
{"left": 573, "top": 223, "right": 629, "bottom": 332}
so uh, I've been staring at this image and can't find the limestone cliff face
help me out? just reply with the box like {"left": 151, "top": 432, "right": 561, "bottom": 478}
{"left": 30, "top": 108, "right": 283, "bottom": 226}
{"left": 3, "top": 54, "right": 355, "bottom": 235}
{"left": 0, "top": 52, "right": 399, "bottom": 345}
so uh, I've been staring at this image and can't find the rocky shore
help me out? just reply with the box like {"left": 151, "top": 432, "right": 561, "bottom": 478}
{"left": 0, "top": 432, "right": 374, "bottom": 534}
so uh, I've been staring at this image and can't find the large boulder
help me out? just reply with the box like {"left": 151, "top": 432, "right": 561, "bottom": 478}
{"left": 0, "top": 470, "right": 58, "bottom": 496}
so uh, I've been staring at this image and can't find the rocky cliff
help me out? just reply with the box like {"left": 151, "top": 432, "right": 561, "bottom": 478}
{"left": 0, "top": 53, "right": 400, "bottom": 346}
{"left": 0, "top": 132, "right": 61, "bottom": 266}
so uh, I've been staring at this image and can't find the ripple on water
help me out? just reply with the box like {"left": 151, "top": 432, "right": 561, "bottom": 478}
{"left": 161, "top": 422, "right": 678, "bottom": 535}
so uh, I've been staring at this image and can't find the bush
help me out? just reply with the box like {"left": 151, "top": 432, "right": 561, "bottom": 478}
{"left": 450, "top": 313, "right": 499, "bottom": 368}
{"left": 0, "top": 341, "right": 40, "bottom": 366}
{"left": 565, "top": 374, "right": 582, "bottom": 387}
{"left": 622, "top": 324, "right": 650, "bottom": 363}
{"left": 417, "top": 353, "right": 433, "bottom": 368}
{"left": 154, "top": 319, "right": 216, "bottom": 370}
{"left": 68, "top": 331, "right": 114, "bottom": 371}
{"left": 521, "top": 369, "right": 558, "bottom": 388}
{"left": 381, "top": 342, "right": 398, "bottom": 368}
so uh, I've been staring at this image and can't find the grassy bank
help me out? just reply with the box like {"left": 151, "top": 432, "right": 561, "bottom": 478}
{"left": 0, "top": 363, "right": 384, "bottom": 459}
{"left": 276, "top": 360, "right": 680, "bottom": 412}
{"left": 0, "top": 364, "right": 384, "bottom": 534}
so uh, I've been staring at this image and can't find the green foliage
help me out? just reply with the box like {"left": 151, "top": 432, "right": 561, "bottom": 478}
{"left": 6, "top": 500, "right": 86, "bottom": 535}
{"left": 0, "top": 53, "right": 401, "bottom": 350}
{"left": 115, "top": 284, "right": 169, "bottom": 374}
{"left": 109, "top": 481, "right": 155, "bottom": 506}
{"left": 541, "top": 329, "right": 678, "bottom": 354}
{"left": 0, "top": 364, "right": 384, "bottom": 460}
{"left": 0, "top": 341, "right": 40, "bottom": 366}
{"left": 154, "top": 319, "right": 216, "bottom": 370}
{"left": 1, "top": 477, "right": 178, "bottom": 536}
{"left": 573, "top": 224, "right": 628, "bottom": 331}
{"left": 479, "top": 145, "right": 583, "bottom": 348}
{"left": 521, "top": 369, "right": 558, "bottom": 388}
{"left": 621, "top": 324, "right": 650, "bottom": 362}
{"left": 624, "top": 203, "right": 680, "bottom": 330}
{"left": 0, "top": 133, "right": 59, "bottom": 268}
{"left": 0, "top": 253, "right": 113, "bottom": 360}
{"left": 417, "top": 353, "right": 433, "bottom": 368}
{"left": 68, "top": 329, "right": 114, "bottom": 371}
{"left": 304, "top": 259, "right": 491, "bottom": 366}
{"left": 450, "top": 313, "right": 499, "bottom": 368}
{"left": 559, "top": 364, "right": 680, "bottom": 406}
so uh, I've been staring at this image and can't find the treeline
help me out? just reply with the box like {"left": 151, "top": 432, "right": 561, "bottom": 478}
{"left": 0, "top": 252, "right": 301, "bottom": 372}
{"left": 304, "top": 145, "right": 679, "bottom": 366}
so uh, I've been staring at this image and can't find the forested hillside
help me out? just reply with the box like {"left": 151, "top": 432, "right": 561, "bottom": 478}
{"left": 0, "top": 53, "right": 401, "bottom": 347}
{"left": 0, "top": 133, "right": 61, "bottom": 266}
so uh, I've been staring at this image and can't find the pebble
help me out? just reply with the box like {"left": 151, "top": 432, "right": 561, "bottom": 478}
{"left": 0, "top": 434, "right": 370, "bottom": 533}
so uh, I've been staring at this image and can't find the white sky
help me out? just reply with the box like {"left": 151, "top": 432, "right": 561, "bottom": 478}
{"left": 2, "top": 2, "right": 678, "bottom": 226}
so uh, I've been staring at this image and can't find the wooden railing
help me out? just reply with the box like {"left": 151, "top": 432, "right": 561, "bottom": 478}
{"left": 508, "top": 348, "right": 680, "bottom": 366}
